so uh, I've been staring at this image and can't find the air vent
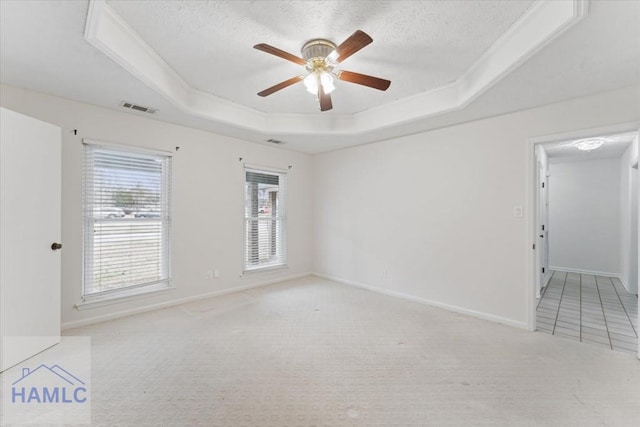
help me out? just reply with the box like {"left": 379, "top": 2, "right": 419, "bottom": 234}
{"left": 266, "top": 139, "right": 285, "bottom": 145}
{"left": 120, "top": 101, "right": 157, "bottom": 114}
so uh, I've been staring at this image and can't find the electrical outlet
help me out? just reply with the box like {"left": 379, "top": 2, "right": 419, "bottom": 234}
{"left": 214, "top": 269, "right": 220, "bottom": 279}
{"left": 205, "top": 271, "right": 213, "bottom": 280}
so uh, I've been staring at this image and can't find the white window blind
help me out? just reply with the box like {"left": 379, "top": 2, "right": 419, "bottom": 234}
{"left": 244, "top": 168, "right": 287, "bottom": 271}
{"left": 83, "top": 143, "right": 171, "bottom": 299}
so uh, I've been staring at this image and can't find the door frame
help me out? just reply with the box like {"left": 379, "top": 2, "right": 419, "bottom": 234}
{"left": 534, "top": 155, "right": 550, "bottom": 298}
{"left": 525, "top": 121, "right": 640, "bottom": 356}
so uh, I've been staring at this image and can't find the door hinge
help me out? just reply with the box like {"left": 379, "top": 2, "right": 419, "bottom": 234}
{"left": 533, "top": 244, "right": 536, "bottom": 250}
{"left": 542, "top": 267, "right": 545, "bottom": 274}
{"left": 542, "top": 224, "right": 545, "bottom": 231}
{"left": 542, "top": 182, "right": 545, "bottom": 188}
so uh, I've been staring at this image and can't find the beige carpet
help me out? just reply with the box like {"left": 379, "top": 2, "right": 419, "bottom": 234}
{"left": 66, "top": 276, "right": 639, "bottom": 426}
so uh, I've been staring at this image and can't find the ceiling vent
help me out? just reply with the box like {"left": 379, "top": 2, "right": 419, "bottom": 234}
{"left": 266, "top": 138, "right": 285, "bottom": 145}
{"left": 120, "top": 101, "right": 157, "bottom": 114}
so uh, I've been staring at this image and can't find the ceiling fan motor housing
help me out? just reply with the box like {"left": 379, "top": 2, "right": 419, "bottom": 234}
{"left": 301, "top": 39, "right": 337, "bottom": 71}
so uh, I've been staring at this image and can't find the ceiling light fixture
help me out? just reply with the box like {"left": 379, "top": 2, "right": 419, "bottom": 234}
{"left": 572, "top": 137, "right": 607, "bottom": 151}
{"left": 301, "top": 40, "right": 337, "bottom": 102}
{"left": 303, "top": 71, "right": 335, "bottom": 95}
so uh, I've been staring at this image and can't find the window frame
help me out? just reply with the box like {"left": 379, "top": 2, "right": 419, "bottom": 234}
{"left": 81, "top": 140, "right": 172, "bottom": 303}
{"left": 243, "top": 165, "right": 288, "bottom": 273}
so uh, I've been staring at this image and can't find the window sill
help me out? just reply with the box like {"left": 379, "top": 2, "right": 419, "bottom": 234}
{"left": 242, "top": 264, "right": 289, "bottom": 277}
{"left": 75, "top": 283, "right": 173, "bottom": 310}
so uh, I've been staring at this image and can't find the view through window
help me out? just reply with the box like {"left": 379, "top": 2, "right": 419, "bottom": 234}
{"left": 83, "top": 143, "right": 171, "bottom": 299}
{"left": 244, "top": 168, "right": 287, "bottom": 271}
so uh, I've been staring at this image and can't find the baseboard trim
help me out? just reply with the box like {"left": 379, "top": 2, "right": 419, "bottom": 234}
{"left": 617, "top": 275, "right": 632, "bottom": 293}
{"left": 549, "top": 266, "right": 620, "bottom": 277}
{"left": 312, "top": 272, "right": 528, "bottom": 330}
{"left": 62, "top": 272, "right": 312, "bottom": 330}
{"left": 549, "top": 266, "right": 636, "bottom": 293}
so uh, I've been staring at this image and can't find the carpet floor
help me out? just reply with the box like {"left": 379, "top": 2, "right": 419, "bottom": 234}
{"left": 65, "top": 276, "right": 640, "bottom": 426}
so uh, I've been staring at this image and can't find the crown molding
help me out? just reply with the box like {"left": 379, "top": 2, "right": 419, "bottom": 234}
{"left": 84, "top": 0, "right": 588, "bottom": 146}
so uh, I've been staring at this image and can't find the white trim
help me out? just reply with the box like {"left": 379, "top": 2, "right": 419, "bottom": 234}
{"left": 534, "top": 156, "right": 543, "bottom": 299}
{"left": 75, "top": 282, "right": 172, "bottom": 310}
{"left": 82, "top": 144, "right": 173, "bottom": 302}
{"left": 525, "top": 130, "right": 537, "bottom": 330}
{"left": 312, "top": 273, "right": 528, "bottom": 330}
{"left": 241, "top": 264, "right": 289, "bottom": 276}
{"left": 84, "top": 0, "right": 266, "bottom": 131}
{"left": 243, "top": 163, "right": 289, "bottom": 174}
{"left": 62, "top": 272, "right": 311, "bottom": 330}
{"left": 528, "top": 122, "right": 640, "bottom": 145}
{"left": 83, "top": 0, "right": 587, "bottom": 146}
{"left": 82, "top": 138, "right": 174, "bottom": 156}
{"left": 617, "top": 273, "right": 631, "bottom": 293}
{"left": 243, "top": 166, "right": 288, "bottom": 272}
{"left": 455, "top": 0, "right": 589, "bottom": 110}
{"left": 617, "top": 276, "right": 631, "bottom": 293}
{"left": 550, "top": 266, "right": 625, "bottom": 280}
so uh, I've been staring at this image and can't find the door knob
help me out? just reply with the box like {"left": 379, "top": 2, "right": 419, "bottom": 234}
{"left": 51, "top": 242, "right": 62, "bottom": 250}
{"left": 539, "top": 235, "right": 544, "bottom": 238}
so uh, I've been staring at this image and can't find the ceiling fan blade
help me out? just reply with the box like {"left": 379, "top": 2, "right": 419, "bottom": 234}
{"left": 334, "top": 30, "right": 373, "bottom": 63}
{"left": 254, "top": 43, "right": 307, "bottom": 66}
{"left": 337, "top": 70, "right": 391, "bottom": 91}
{"left": 257, "top": 76, "right": 304, "bottom": 97}
{"left": 318, "top": 84, "right": 332, "bottom": 111}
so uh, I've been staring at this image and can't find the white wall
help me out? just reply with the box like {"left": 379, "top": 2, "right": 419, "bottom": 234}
{"left": 620, "top": 138, "right": 639, "bottom": 293}
{"left": 0, "top": 84, "right": 313, "bottom": 329}
{"left": 312, "top": 86, "right": 640, "bottom": 328}
{"left": 1, "top": 83, "right": 638, "bottom": 331}
{"left": 548, "top": 158, "right": 621, "bottom": 275}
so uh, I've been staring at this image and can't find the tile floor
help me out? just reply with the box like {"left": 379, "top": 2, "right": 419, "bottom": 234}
{"left": 536, "top": 270, "right": 638, "bottom": 354}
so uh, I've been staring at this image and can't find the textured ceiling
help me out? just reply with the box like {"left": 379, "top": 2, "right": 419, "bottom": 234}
{"left": 108, "top": 0, "right": 535, "bottom": 114}
{"left": 0, "top": 1, "right": 639, "bottom": 154}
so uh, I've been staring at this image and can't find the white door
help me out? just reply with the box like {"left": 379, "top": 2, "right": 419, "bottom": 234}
{"left": 0, "top": 107, "right": 61, "bottom": 372}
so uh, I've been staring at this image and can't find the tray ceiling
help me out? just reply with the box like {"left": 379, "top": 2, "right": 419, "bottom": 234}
{"left": 107, "top": 0, "right": 535, "bottom": 115}
{"left": 1, "top": 0, "right": 639, "bottom": 153}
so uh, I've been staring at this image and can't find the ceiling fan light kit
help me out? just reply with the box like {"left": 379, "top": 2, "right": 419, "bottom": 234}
{"left": 254, "top": 30, "right": 391, "bottom": 112}
{"left": 303, "top": 72, "right": 335, "bottom": 95}
{"left": 301, "top": 39, "right": 337, "bottom": 96}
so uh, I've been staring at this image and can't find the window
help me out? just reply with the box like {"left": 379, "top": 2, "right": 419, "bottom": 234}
{"left": 244, "top": 167, "right": 287, "bottom": 271}
{"left": 83, "top": 142, "right": 171, "bottom": 300}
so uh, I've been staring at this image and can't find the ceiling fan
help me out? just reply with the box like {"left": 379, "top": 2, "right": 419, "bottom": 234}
{"left": 254, "top": 30, "right": 391, "bottom": 112}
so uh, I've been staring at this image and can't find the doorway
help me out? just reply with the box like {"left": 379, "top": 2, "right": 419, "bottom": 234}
{"left": 531, "top": 129, "right": 639, "bottom": 356}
